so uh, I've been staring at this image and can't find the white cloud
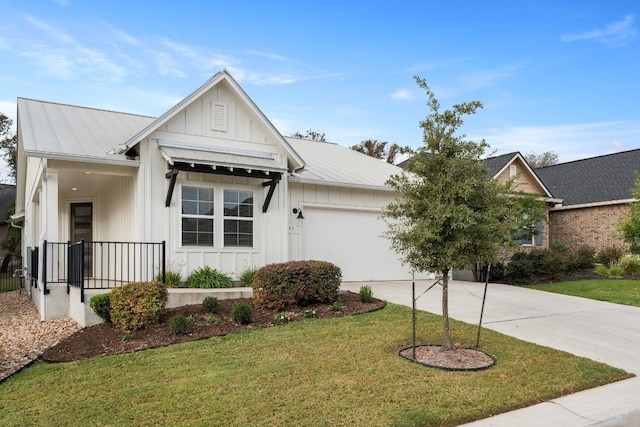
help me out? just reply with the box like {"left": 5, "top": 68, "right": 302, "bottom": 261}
{"left": 476, "top": 121, "right": 640, "bottom": 162}
{"left": 562, "top": 14, "right": 637, "bottom": 46}
{"left": 391, "top": 89, "right": 415, "bottom": 100}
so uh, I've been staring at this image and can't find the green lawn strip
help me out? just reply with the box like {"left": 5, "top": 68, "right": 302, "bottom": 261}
{"left": 531, "top": 279, "right": 640, "bottom": 307}
{"left": 0, "top": 304, "right": 631, "bottom": 427}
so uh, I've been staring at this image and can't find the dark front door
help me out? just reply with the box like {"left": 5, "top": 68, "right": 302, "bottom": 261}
{"left": 70, "top": 202, "right": 93, "bottom": 276}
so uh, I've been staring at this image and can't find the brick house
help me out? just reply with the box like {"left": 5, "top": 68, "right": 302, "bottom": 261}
{"left": 535, "top": 149, "right": 640, "bottom": 252}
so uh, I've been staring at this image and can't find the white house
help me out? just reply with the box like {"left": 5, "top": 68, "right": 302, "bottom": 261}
{"left": 14, "top": 70, "right": 419, "bottom": 325}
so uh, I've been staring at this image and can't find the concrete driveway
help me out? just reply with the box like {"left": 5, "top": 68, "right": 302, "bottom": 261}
{"left": 341, "top": 280, "right": 640, "bottom": 426}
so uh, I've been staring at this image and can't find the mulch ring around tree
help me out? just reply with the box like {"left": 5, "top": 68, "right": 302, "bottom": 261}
{"left": 398, "top": 345, "right": 496, "bottom": 371}
{"left": 42, "top": 291, "right": 386, "bottom": 363}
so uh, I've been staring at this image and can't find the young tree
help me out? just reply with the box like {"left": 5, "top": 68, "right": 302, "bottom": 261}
{"left": 350, "top": 139, "right": 400, "bottom": 164}
{"left": 618, "top": 174, "right": 640, "bottom": 254}
{"left": 383, "top": 77, "right": 542, "bottom": 350}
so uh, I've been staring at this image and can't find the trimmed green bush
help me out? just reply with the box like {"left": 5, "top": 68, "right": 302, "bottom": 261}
{"left": 185, "top": 266, "right": 234, "bottom": 288}
{"left": 109, "top": 281, "right": 168, "bottom": 333}
{"left": 359, "top": 285, "right": 373, "bottom": 303}
{"left": 620, "top": 254, "right": 640, "bottom": 274}
{"left": 169, "top": 314, "right": 190, "bottom": 335}
{"left": 252, "top": 260, "right": 342, "bottom": 309}
{"left": 202, "top": 296, "right": 220, "bottom": 314}
{"left": 232, "top": 302, "right": 253, "bottom": 324}
{"left": 89, "top": 293, "right": 111, "bottom": 323}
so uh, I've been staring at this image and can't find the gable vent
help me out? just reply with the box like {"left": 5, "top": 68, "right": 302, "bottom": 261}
{"left": 211, "top": 101, "right": 227, "bottom": 131}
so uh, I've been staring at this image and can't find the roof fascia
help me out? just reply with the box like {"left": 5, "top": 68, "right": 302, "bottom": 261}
{"left": 24, "top": 150, "right": 140, "bottom": 168}
{"left": 550, "top": 198, "right": 635, "bottom": 211}
{"left": 288, "top": 176, "right": 396, "bottom": 192}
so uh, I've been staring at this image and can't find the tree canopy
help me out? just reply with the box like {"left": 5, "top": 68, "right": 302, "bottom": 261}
{"left": 525, "top": 151, "right": 559, "bottom": 168}
{"left": 291, "top": 129, "right": 326, "bottom": 142}
{"left": 382, "top": 77, "right": 544, "bottom": 349}
{"left": 350, "top": 139, "right": 399, "bottom": 164}
{"left": 0, "top": 113, "right": 17, "bottom": 184}
{"left": 618, "top": 173, "right": 640, "bottom": 254}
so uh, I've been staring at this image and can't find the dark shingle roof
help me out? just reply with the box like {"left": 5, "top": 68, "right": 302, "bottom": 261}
{"left": 482, "top": 152, "right": 519, "bottom": 178}
{"left": 535, "top": 149, "right": 640, "bottom": 206}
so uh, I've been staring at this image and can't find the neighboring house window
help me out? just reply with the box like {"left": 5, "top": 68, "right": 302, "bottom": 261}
{"left": 182, "top": 186, "right": 214, "bottom": 246}
{"left": 223, "top": 189, "right": 253, "bottom": 247}
{"left": 509, "top": 165, "right": 517, "bottom": 178}
{"left": 517, "top": 220, "right": 543, "bottom": 246}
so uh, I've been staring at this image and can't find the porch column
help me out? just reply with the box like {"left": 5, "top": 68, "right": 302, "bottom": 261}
{"left": 43, "top": 170, "right": 60, "bottom": 242}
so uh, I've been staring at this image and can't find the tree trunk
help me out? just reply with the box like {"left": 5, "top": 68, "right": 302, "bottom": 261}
{"left": 441, "top": 269, "right": 455, "bottom": 350}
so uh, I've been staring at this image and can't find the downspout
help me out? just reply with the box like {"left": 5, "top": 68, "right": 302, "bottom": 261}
{"left": 9, "top": 221, "right": 28, "bottom": 299}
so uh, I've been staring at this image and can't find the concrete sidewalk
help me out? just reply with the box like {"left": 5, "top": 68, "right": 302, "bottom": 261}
{"left": 341, "top": 280, "right": 640, "bottom": 426}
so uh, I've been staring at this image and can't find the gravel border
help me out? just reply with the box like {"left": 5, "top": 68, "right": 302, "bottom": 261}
{"left": 0, "top": 289, "right": 80, "bottom": 382}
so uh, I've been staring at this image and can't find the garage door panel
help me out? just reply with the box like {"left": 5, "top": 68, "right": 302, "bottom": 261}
{"left": 301, "top": 208, "right": 412, "bottom": 281}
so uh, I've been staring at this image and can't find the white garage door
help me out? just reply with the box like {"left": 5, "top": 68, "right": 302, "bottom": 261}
{"left": 300, "top": 207, "right": 413, "bottom": 281}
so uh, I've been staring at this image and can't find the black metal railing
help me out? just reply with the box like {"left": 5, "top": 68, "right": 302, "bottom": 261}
{"left": 42, "top": 240, "right": 165, "bottom": 302}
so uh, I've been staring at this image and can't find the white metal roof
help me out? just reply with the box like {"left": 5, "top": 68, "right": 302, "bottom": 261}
{"left": 286, "top": 137, "right": 402, "bottom": 190}
{"left": 18, "top": 98, "right": 154, "bottom": 160}
{"left": 17, "top": 98, "right": 402, "bottom": 191}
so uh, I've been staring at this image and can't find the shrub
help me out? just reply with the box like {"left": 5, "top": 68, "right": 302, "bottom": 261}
{"left": 202, "top": 296, "right": 220, "bottom": 314}
{"left": 607, "top": 263, "right": 625, "bottom": 278}
{"left": 252, "top": 260, "right": 342, "bottom": 309}
{"left": 275, "top": 312, "right": 290, "bottom": 324}
{"left": 596, "top": 246, "right": 624, "bottom": 266}
{"left": 89, "top": 293, "right": 111, "bottom": 323}
{"left": 569, "top": 246, "right": 595, "bottom": 271}
{"left": 359, "top": 285, "right": 373, "bottom": 303}
{"left": 488, "top": 262, "right": 506, "bottom": 282}
{"left": 331, "top": 301, "right": 343, "bottom": 312}
{"left": 594, "top": 264, "right": 610, "bottom": 276}
{"left": 185, "top": 266, "right": 234, "bottom": 288}
{"left": 239, "top": 267, "right": 257, "bottom": 286}
{"left": 303, "top": 309, "right": 316, "bottom": 318}
{"left": 232, "top": 302, "right": 253, "bottom": 324}
{"left": 169, "top": 314, "right": 190, "bottom": 335}
{"left": 205, "top": 315, "right": 219, "bottom": 324}
{"left": 109, "top": 281, "right": 168, "bottom": 333}
{"left": 620, "top": 254, "right": 640, "bottom": 274}
{"left": 505, "top": 259, "right": 533, "bottom": 285}
{"left": 155, "top": 270, "right": 183, "bottom": 287}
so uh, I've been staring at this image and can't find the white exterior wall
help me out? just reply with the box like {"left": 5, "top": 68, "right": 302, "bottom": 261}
{"left": 135, "top": 81, "right": 293, "bottom": 280}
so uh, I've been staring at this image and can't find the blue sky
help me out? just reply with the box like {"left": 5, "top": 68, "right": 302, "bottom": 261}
{"left": 1, "top": 0, "right": 639, "bottom": 181}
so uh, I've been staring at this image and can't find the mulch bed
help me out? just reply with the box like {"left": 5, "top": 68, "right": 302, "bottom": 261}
{"left": 42, "top": 291, "right": 386, "bottom": 363}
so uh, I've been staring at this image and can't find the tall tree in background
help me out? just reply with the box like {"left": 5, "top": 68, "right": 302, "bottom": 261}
{"left": 0, "top": 112, "right": 20, "bottom": 257}
{"left": 350, "top": 139, "right": 400, "bottom": 164}
{"left": 0, "top": 113, "right": 17, "bottom": 183}
{"left": 383, "top": 77, "right": 543, "bottom": 350}
{"left": 291, "top": 129, "right": 327, "bottom": 142}
{"left": 525, "top": 151, "right": 559, "bottom": 168}
{"left": 618, "top": 174, "right": 640, "bottom": 254}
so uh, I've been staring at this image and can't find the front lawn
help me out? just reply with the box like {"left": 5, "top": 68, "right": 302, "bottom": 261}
{"left": 0, "top": 303, "right": 630, "bottom": 426}
{"left": 531, "top": 279, "right": 640, "bottom": 307}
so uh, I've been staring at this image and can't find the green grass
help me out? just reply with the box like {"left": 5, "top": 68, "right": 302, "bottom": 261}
{"left": 531, "top": 279, "right": 640, "bottom": 307}
{"left": 0, "top": 304, "right": 631, "bottom": 426}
